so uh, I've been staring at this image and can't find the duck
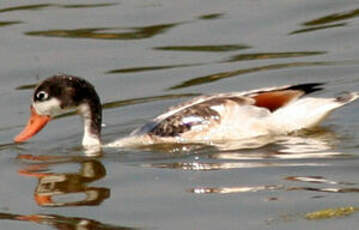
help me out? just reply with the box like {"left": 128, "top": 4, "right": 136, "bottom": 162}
{"left": 14, "top": 74, "right": 358, "bottom": 150}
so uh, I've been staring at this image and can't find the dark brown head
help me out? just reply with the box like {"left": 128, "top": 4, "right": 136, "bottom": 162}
{"left": 14, "top": 74, "right": 102, "bottom": 145}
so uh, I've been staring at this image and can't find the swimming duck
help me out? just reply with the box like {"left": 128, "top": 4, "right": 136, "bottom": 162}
{"left": 14, "top": 74, "right": 358, "bottom": 149}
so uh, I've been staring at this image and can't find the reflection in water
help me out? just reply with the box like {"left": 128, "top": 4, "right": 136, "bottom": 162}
{"left": 107, "top": 63, "right": 202, "bottom": 74}
{"left": 189, "top": 183, "right": 359, "bottom": 195}
{"left": 154, "top": 44, "right": 250, "bottom": 52}
{"left": 0, "top": 4, "right": 51, "bottom": 13}
{"left": 190, "top": 185, "right": 284, "bottom": 194}
{"left": 141, "top": 128, "right": 343, "bottom": 166}
{"left": 15, "top": 83, "right": 37, "bottom": 90}
{"left": 211, "top": 130, "right": 347, "bottom": 159}
{"left": 285, "top": 176, "right": 355, "bottom": 185}
{"left": 0, "top": 21, "right": 22, "bottom": 27}
{"left": 0, "top": 3, "right": 117, "bottom": 13}
{"left": 303, "top": 8, "right": 359, "bottom": 26}
{"left": 291, "top": 8, "right": 359, "bottom": 34}
{"left": 284, "top": 175, "right": 359, "bottom": 193}
{"left": 198, "top": 13, "right": 224, "bottom": 20}
{"left": 25, "top": 23, "right": 180, "bottom": 40}
{"left": 60, "top": 3, "right": 118, "bottom": 9}
{"left": 145, "top": 161, "right": 326, "bottom": 171}
{"left": 142, "top": 130, "right": 359, "bottom": 196}
{"left": 17, "top": 155, "right": 109, "bottom": 207}
{"left": 0, "top": 212, "right": 137, "bottom": 230}
{"left": 187, "top": 174, "right": 359, "bottom": 195}
{"left": 168, "top": 61, "right": 334, "bottom": 90}
{"left": 287, "top": 187, "right": 359, "bottom": 193}
{"left": 223, "top": 51, "right": 325, "bottom": 62}
{"left": 290, "top": 23, "right": 347, "bottom": 35}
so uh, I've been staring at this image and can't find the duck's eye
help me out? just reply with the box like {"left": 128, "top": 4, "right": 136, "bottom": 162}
{"left": 35, "top": 91, "right": 49, "bottom": 101}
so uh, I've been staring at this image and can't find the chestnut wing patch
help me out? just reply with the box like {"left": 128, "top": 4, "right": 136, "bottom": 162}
{"left": 149, "top": 97, "right": 246, "bottom": 137}
{"left": 251, "top": 83, "right": 324, "bottom": 112}
{"left": 252, "top": 90, "right": 302, "bottom": 112}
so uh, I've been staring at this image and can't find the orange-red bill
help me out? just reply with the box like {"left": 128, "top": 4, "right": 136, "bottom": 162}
{"left": 14, "top": 106, "right": 51, "bottom": 143}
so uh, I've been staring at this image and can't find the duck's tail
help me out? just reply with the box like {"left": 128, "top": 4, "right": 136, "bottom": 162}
{"left": 334, "top": 91, "right": 359, "bottom": 104}
{"left": 267, "top": 91, "right": 359, "bottom": 133}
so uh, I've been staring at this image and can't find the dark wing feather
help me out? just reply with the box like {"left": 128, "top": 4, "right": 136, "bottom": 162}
{"left": 148, "top": 97, "right": 248, "bottom": 137}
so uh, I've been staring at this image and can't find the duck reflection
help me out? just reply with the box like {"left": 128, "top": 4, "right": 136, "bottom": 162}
{"left": 285, "top": 176, "right": 359, "bottom": 194}
{"left": 142, "top": 129, "right": 359, "bottom": 196}
{"left": 189, "top": 175, "right": 359, "bottom": 195}
{"left": 0, "top": 211, "right": 137, "bottom": 230}
{"left": 17, "top": 155, "right": 109, "bottom": 207}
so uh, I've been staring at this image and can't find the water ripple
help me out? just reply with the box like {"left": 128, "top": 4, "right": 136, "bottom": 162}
{"left": 168, "top": 61, "right": 334, "bottom": 90}
{"left": 198, "top": 13, "right": 225, "bottom": 20}
{"left": 0, "top": 211, "right": 137, "bottom": 230}
{"left": 154, "top": 44, "right": 250, "bottom": 52}
{"left": 25, "top": 23, "right": 181, "bottom": 40}
{"left": 290, "top": 23, "right": 347, "bottom": 35}
{"left": 223, "top": 51, "right": 326, "bottom": 62}
{"left": 0, "top": 3, "right": 117, "bottom": 13}
{"left": 0, "top": 21, "right": 22, "bottom": 27}
{"left": 303, "top": 8, "right": 359, "bottom": 26}
{"left": 290, "top": 8, "right": 359, "bottom": 35}
{"left": 106, "top": 63, "right": 202, "bottom": 74}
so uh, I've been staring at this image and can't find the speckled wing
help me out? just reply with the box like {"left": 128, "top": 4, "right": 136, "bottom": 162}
{"left": 132, "top": 94, "right": 255, "bottom": 138}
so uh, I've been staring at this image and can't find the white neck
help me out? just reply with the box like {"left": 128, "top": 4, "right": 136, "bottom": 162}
{"left": 78, "top": 103, "right": 101, "bottom": 147}
{"left": 82, "top": 122, "right": 101, "bottom": 147}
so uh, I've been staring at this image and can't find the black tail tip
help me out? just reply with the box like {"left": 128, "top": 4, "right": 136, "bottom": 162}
{"left": 287, "top": 82, "right": 325, "bottom": 95}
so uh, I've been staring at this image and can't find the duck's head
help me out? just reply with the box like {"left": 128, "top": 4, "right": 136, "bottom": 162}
{"left": 14, "top": 74, "right": 102, "bottom": 147}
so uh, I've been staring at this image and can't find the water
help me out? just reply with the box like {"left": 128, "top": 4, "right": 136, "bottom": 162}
{"left": 1, "top": 0, "right": 359, "bottom": 229}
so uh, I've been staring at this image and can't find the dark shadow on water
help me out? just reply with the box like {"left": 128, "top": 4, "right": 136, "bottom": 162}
{"left": 25, "top": 23, "right": 181, "bottom": 40}
{"left": 0, "top": 3, "right": 118, "bottom": 13}
{"left": 290, "top": 8, "right": 359, "bottom": 35}
{"left": 106, "top": 63, "right": 203, "bottom": 74}
{"left": 0, "top": 211, "right": 138, "bottom": 230}
{"left": 153, "top": 44, "right": 251, "bottom": 52}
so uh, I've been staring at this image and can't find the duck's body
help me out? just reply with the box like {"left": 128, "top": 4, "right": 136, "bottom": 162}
{"left": 14, "top": 74, "right": 358, "bottom": 150}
